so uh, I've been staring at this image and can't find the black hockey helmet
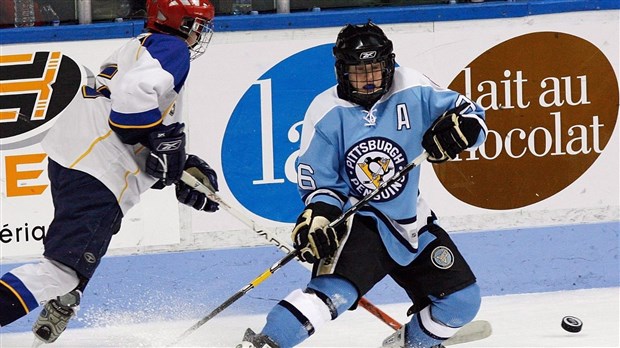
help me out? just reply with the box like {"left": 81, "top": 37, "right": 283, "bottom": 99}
{"left": 333, "top": 21, "right": 396, "bottom": 109}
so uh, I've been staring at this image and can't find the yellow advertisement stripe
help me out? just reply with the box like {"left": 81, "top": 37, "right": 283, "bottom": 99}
{"left": 0, "top": 109, "right": 19, "bottom": 122}
{"left": 0, "top": 53, "right": 34, "bottom": 64}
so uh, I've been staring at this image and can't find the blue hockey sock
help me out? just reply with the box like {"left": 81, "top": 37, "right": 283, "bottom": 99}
{"left": 261, "top": 276, "right": 358, "bottom": 347}
{"left": 405, "top": 283, "right": 481, "bottom": 347}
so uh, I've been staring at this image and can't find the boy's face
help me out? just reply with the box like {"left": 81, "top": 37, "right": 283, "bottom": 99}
{"left": 347, "top": 62, "right": 384, "bottom": 94}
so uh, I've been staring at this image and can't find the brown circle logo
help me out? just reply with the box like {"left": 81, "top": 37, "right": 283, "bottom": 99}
{"left": 437, "top": 32, "right": 619, "bottom": 210}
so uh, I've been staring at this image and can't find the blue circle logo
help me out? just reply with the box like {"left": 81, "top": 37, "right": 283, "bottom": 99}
{"left": 222, "top": 44, "right": 336, "bottom": 222}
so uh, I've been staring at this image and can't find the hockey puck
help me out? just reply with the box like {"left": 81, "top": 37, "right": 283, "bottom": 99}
{"left": 561, "top": 316, "right": 583, "bottom": 333}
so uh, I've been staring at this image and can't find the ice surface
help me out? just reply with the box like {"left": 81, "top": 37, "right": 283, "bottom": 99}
{"left": 0, "top": 287, "right": 617, "bottom": 347}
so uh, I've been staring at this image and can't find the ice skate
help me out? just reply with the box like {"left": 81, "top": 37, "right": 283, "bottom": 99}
{"left": 32, "top": 290, "right": 81, "bottom": 344}
{"left": 236, "top": 328, "right": 279, "bottom": 348}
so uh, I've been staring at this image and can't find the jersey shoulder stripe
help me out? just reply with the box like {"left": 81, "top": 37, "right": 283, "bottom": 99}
{"left": 109, "top": 108, "right": 162, "bottom": 129}
{"left": 141, "top": 33, "right": 190, "bottom": 93}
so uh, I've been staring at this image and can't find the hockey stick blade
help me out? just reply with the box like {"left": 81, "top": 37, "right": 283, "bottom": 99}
{"left": 381, "top": 320, "right": 492, "bottom": 347}
{"left": 443, "top": 320, "right": 492, "bottom": 346}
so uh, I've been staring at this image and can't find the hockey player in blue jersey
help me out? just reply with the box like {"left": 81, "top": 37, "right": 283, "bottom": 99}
{"left": 239, "top": 22, "right": 488, "bottom": 348}
{"left": 0, "top": 0, "right": 219, "bottom": 344}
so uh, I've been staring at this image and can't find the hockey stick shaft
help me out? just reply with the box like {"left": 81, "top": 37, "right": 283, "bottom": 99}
{"left": 179, "top": 152, "right": 427, "bottom": 332}
{"left": 326, "top": 151, "right": 428, "bottom": 229}
{"left": 357, "top": 297, "right": 401, "bottom": 330}
{"left": 174, "top": 152, "right": 427, "bottom": 341}
{"left": 181, "top": 150, "right": 427, "bottom": 250}
{"left": 180, "top": 171, "right": 294, "bottom": 254}
{"left": 170, "top": 251, "right": 298, "bottom": 345}
{"left": 178, "top": 175, "right": 401, "bottom": 330}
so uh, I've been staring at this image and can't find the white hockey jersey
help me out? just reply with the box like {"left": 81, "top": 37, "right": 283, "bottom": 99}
{"left": 297, "top": 67, "right": 487, "bottom": 265}
{"left": 42, "top": 32, "right": 190, "bottom": 214}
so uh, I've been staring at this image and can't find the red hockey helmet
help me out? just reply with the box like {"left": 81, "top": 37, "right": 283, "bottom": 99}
{"left": 146, "top": 0, "right": 215, "bottom": 60}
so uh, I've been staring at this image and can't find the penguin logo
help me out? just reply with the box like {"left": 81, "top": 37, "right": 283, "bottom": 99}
{"left": 345, "top": 137, "right": 408, "bottom": 202}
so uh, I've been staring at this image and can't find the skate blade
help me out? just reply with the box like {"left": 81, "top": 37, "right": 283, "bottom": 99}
{"left": 31, "top": 338, "right": 45, "bottom": 348}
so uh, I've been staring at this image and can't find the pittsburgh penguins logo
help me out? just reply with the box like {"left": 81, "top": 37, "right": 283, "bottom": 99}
{"left": 345, "top": 137, "right": 408, "bottom": 202}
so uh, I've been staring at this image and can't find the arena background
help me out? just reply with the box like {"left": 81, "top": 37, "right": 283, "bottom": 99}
{"left": 1, "top": 0, "right": 618, "bottom": 334}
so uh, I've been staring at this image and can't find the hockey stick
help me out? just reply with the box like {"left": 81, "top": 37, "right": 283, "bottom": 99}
{"left": 168, "top": 251, "right": 298, "bottom": 346}
{"left": 170, "top": 152, "right": 428, "bottom": 345}
{"left": 179, "top": 173, "right": 402, "bottom": 330}
{"left": 443, "top": 320, "right": 492, "bottom": 346}
{"left": 358, "top": 297, "right": 401, "bottom": 330}
{"left": 381, "top": 319, "right": 492, "bottom": 347}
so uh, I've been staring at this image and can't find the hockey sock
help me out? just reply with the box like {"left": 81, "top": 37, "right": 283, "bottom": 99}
{"left": 405, "top": 284, "right": 481, "bottom": 347}
{"left": 261, "top": 276, "right": 358, "bottom": 348}
{"left": 0, "top": 273, "right": 39, "bottom": 326}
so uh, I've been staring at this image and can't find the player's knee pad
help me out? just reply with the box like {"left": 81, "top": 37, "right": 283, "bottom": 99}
{"left": 430, "top": 283, "right": 481, "bottom": 328}
{"left": 9, "top": 258, "right": 80, "bottom": 304}
{"left": 307, "top": 275, "right": 358, "bottom": 317}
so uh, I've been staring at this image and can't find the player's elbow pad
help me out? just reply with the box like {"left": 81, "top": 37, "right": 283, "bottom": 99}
{"left": 109, "top": 121, "right": 151, "bottom": 145}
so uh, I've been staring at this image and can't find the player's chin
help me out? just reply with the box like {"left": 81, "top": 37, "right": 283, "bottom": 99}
{"left": 358, "top": 87, "right": 383, "bottom": 94}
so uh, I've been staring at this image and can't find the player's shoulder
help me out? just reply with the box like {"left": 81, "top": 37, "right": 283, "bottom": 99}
{"left": 306, "top": 86, "right": 357, "bottom": 125}
{"left": 391, "top": 66, "right": 438, "bottom": 91}
{"left": 139, "top": 32, "right": 187, "bottom": 50}
{"left": 136, "top": 32, "right": 190, "bottom": 65}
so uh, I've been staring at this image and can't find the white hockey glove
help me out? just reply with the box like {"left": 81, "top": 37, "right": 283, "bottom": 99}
{"left": 175, "top": 155, "right": 219, "bottom": 212}
{"left": 422, "top": 104, "right": 482, "bottom": 163}
{"left": 292, "top": 202, "right": 344, "bottom": 263}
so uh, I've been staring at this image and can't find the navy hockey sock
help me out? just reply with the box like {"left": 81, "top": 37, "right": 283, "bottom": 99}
{"left": 0, "top": 273, "right": 39, "bottom": 326}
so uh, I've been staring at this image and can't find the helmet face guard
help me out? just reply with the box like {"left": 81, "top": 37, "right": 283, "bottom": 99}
{"left": 333, "top": 22, "right": 396, "bottom": 109}
{"left": 146, "top": 0, "right": 215, "bottom": 60}
{"left": 184, "top": 17, "right": 214, "bottom": 61}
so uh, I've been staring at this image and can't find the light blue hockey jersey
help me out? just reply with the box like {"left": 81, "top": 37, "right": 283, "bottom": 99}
{"left": 296, "top": 66, "right": 487, "bottom": 265}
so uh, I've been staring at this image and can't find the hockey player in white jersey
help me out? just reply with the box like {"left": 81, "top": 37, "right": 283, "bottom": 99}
{"left": 0, "top": 0, "right": 219, "bottom": 344}
{"left": 239, "top": 22, "right": 487, "bottom": 348}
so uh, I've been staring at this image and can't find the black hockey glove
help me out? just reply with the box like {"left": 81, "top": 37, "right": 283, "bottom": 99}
{"left": 175, "top": 155, "right": 219, "bottom": 212}
{"left": 145, "top": 123, "right": 186, "bottom": 186}
{"left": 292, "top": 202, "right": 345, "bottom": 263}
{"left": 422, "top": 104, "right": 482, "bottom": 163}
